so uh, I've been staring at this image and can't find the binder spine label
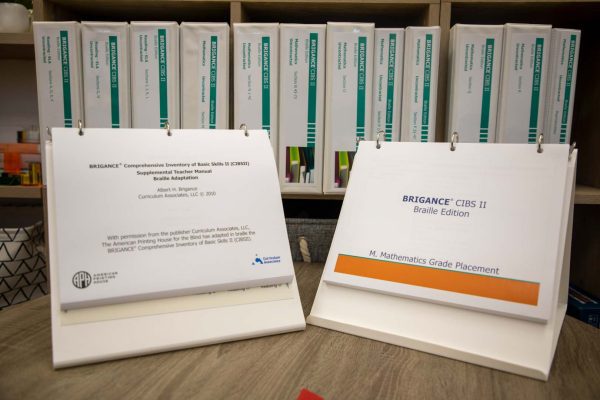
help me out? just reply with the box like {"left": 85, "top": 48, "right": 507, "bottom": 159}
{"left": 561, "top": 35, "right": 577, "bottom": 143}
{"left": 109, "top": 36, "right": 120, "bottom": 128}
{"left": 158, "top": 29, "right": 168, "bottom": 128}
{"left": 420, "top": 34, "right": 432, "bottom": 142}
{"left": 261, "top": 36, "right": 271, "bottom": 137}
{"left": 356, "top": 36, "right": 367, "bottom": 146}
{"left": 528, "top": 38, "right": 544, "bottom": 143}
{"left": 479, "top": 38, "right": 495, "bottom": 143}
{"left": 385, "top": 33, "right": 397, "bottom": 142}
{"left": 209, "top": 35, "right": 218, "bottom": 129}
{"left": 307, "top": 33, "right": 318, "bottom": 148}
{"left": 60, "top": 30, "right": 73, "bottom": 128}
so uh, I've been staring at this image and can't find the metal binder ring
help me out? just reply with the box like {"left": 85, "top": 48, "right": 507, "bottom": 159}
{"left": 165, "top": 121, "right": 172, "bottom": 136}
{"left": 78, "top": 120, "right": 84, "bottom": 136}
{"left": 376, "top": 129, "right": 383, "bottom": 149}
{"left": 240, "top": 123, "right": 249, "bottom": 137}
{"left": 537, "top": 133, "right": 544, "bottom": 154}
{"left": 450, "top": 132, "right": 458, "bottom": 151}
{"left": 569, "top": 142, "right": 577, "bottom": 160}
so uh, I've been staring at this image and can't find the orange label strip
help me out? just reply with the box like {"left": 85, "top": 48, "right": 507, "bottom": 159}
{"left": 334, "top": 254, "right": 539, "bottom": 306}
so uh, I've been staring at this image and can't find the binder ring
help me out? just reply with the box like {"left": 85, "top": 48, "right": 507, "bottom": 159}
{"left": 165, "top": 121, "right": 172, "bottom": 136}
{"left": 46, "top": 126, "right": 51, "bottom": 140}
{"left": 376, "top": 129, "right": 383, "bottom": 149}
{"left": 569, "top": 142, "right": 577, "bottom": 161}
{"left": 537, "top": 133, "right": 544, "bottom": 154}
{"left": 78, "top": 120, "right": 84, "bottom": 136}
{"left": 240, "top": 123, "right": 249, "bottom": 137}
{"left": 450, "top": 132, "right": 458, "bottom": 151}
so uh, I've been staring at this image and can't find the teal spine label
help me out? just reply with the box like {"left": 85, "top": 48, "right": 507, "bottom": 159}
{"left": 356, "top": 36, "right": 367, "bottom": 147}
{"left": 158, "top": 29, "right": 168, "bottom": 128}
{"left": 385, "top": 33, "right": 397, "bottom": 142}
{"left": 59, "top": 31, "right": 72, "bottom": 128}
{"left": 421, "top": 34, "right": 432, "bottom": 142}
{"left": 307, "top": 33, "right": 318, "bottom": 148}
{"left": 528, "top": 37, "right": 544, "bottom": 143}
{"left": 479, "top": 38, "right": 495, "bottom": 143}
{"left": 109, "top": 36, "right": 120, "bottom": 128}
{"left": 209, "top": 35, "right": 218, "bottom": 129}
{"left": 261, "top": 36, "right": 271, "bottom": 137}
{"left": 560, "top": 34, "right": 577, "bottom": 143}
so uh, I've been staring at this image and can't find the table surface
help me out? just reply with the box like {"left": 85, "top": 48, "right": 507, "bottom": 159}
{"left": 1, "top": 262, "right": 599, "bottom": 400}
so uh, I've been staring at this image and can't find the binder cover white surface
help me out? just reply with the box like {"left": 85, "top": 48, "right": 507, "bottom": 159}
{"left": 46, "top": 128, "right": 305, "bottom": 368}
{"left": 308, "top": 142, "right": 576, "bottom": 380}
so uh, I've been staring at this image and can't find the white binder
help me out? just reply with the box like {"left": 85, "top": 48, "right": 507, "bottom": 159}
{"left": 308, "top": 138, "right": 577, "bottom": 380}
{"left": 45, "top": 127, "right": 305, "bottom": 368}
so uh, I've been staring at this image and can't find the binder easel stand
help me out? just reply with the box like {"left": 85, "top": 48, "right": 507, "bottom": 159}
{"left": 308, "top": 144, "right": 577, "bottom": 381}
{"left": 46, "top": 126, "right": 305, "bottom": 368}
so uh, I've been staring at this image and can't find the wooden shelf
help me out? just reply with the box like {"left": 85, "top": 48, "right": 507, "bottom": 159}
{"left": 0, "top": 185, "right": 42, "bottom": 199}
{"left": 575, "top": 185, "right": 600, "bottom": 205}
{"left": 0, "top": 32, "right": 34, "bottom": 59}
{"left": 0, "top": 32, "right": 33, "bottom": 46}
{"left": 282, "top": 193, "right": 344, "bottom": 201}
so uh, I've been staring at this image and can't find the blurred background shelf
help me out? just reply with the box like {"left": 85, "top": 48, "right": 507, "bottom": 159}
{"left": 0, "top": 32, "right": 34, "bottom": 59}
{"left": 575, "top": 184, "right": 600, "bottom": 205}
{"left": 0, "top": 185, "right": 41, "bottom": 199}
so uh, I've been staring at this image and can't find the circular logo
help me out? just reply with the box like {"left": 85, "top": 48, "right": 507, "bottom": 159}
{"left": 72, "top": 271, "right": 92, "bottom": 289}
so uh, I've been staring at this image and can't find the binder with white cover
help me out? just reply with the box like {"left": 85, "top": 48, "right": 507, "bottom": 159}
{"left": 46, "top": 126, "right": 305, "bottom": 368}
{"left": 308, "top": 137, "right": 577, "bottom": 380}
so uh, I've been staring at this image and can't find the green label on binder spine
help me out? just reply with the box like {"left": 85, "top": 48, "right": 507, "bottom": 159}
{"left": 528, "top": 37, "right": 544, "bottom": 144}
{"left": 356, "top": 36, "right": 367, "bottom": 147}
{"left": 109, "top": 36, "right": 120, "bottom": 128}
{"left": 261, "top": 37, "right": 271, "bottom": 137}
{"left": 209, "top": 35, "right": 218, "bottom": 129}
{"left": 479, "top": 38, "right": 494, "bottom": 143}
{"left": 60, "top": 31, "right": 72, "bottom": 128}
{"left": 421, "top": 34, "right": 432, "bottom": 142}
{"left": 385, "top": 33, "right": 397, "bottom": 142}
{"left": 307, "top": 33, "right": 318, "bottom": 148}
{"left": 158, "top": 29, "right": 168, "bottom": 128}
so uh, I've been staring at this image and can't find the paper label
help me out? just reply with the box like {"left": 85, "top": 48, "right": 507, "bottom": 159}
{"left": 51, "top": 129, "right": 294, "bottom": 310}
{"left": 323, "top": 142, "right": 569, "bottom": 322}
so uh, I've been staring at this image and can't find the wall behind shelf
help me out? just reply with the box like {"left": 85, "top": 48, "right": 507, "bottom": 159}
{"left": 0, "top": 59, "right": 39, "bottom": 140}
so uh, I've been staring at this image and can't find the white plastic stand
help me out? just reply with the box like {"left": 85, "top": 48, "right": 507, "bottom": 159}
{"left": 45, "top": 138, "right": 305, "bottom": 368}
{"left": 308, "top": 151, "right": 577, "bottom": 381}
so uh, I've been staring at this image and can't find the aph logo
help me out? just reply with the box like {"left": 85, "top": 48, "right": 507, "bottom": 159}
{"left": 72, "top": 271, "right": 92, "bottom": 289}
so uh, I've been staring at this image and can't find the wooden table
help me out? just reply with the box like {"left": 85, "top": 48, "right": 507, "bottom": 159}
{"left": 1, "top": 263, "right": 599, "bottom": 399}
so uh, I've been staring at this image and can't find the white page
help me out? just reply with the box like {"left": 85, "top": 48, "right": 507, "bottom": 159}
{"left": 323, "top": 142, "right": 569, "bottom": 322}
{"left": 51, "top": 128, "right": 294, "bottom": 310}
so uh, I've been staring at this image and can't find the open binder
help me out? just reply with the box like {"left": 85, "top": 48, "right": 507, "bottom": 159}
{"left": 308, "top": 137, "right": 577, "bottom": 380}
{"left": 46, "top": 126, "right": 305, "bottom": 368}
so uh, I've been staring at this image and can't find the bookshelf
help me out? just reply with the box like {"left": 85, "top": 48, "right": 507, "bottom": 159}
{"left": 0, "top": 0, "right": 598, "bottom": 292}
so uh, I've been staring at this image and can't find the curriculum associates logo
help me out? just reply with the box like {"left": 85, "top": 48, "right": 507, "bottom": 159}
{"left": 252, "top": 254, "right": 281, "bottom": 266}
{"left": 72, "top": 271, "right": 92, "bottom": 289}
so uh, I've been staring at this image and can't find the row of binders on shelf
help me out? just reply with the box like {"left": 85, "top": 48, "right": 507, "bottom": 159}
{"left": 33, "top": 21, "right": 580, "bottom": 194}
{"left": 448, "top": 24, "right": 580, "bottom": 145}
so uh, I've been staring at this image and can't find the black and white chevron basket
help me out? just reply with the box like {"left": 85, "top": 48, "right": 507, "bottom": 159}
{"left": 0, "top": 221, "right": 47, "bottom": 310}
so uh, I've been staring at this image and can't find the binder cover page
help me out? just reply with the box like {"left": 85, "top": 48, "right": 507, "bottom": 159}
{"left": 323, "top": 142, "right": 569, "bottom": 322}
{"left": 51, "top": 129, "right": 294, "bottom": 310}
